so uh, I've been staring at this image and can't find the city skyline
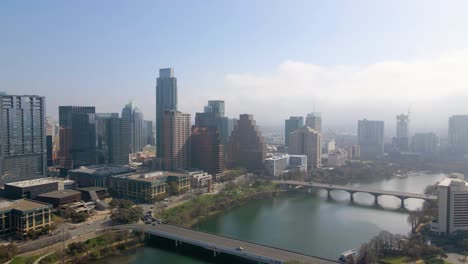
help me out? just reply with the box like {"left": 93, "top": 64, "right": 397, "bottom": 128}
{"left": 2, "top": 1, "right": 468, "bottom": 135}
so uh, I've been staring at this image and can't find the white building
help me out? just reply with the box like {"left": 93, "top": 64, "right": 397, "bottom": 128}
{"left": 431, "top": 173, "right": 468, "bottom": 235}
{"left": 328, "top": 149, "right": 348, "bottom": 167}
{"left": 264, "top": 154, "right": 307, "bottom": 177}
{"left": 189, "top": 171, "right": 212, "bottom": 188}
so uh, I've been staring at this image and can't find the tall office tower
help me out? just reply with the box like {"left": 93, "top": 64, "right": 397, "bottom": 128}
{"left": 358, "top": 119, "right": 385, "bottom": 160}
{"left": 144, "top": 120, "right": 155, "bottom": 146}
{"left": 412, "top": 133, "right": 439, "bottom": 157}
{"left": 58, "top": 106, "right": 97, "bottom": 169}
{"left": 191, "top": 126, "right": 224, "bottom": 178}
{"left": 394, "top": 114, "right": 410, "bottom": 151}
{"left": 0, "top": 94, "right": 46, "bottom": 184}
{"left": 430, "top": 173, "right": 468, "bottom": 235}
{"left": 284, "top": 116, "right": 304, "bottom": 147}
{"left": 288, "top": 126, "right": 322, "bottom": 169}
{"left": 122, "top": 101, "right": 144, "bottom": 153}
{"left": 162, "top": 110, "right": 191, "bottom": 171}
{"left": 204, "top": 100, "right": 225, "bottom": 117}
{"left": 96, "top": 113, "right": 129, "bottom": 165}
{"left": 156, "top": 68, "right": 178, "bottom": 157}
{"left": 305, "top": 112, "right": 322, "bottom": 132}
{"left": 227, "top": 114, "right": 266, "bottom": 171}
{"left": 448, "top": 115, "right": 468, "bottom": 154}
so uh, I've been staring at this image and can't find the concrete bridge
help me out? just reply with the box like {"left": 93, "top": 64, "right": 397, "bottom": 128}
{"left": 116, "top": 223, "right": 337, "bottom": 264}
{"left": 275, "top": 180, "right": 437, "bottom": 208}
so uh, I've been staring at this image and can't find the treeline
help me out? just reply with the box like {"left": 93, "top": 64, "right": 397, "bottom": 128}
{"left": 161, "top": 180, "right": 278, "bottom": 227}
{"left": 356, "top": 231, "right": 446, "bottom": 264}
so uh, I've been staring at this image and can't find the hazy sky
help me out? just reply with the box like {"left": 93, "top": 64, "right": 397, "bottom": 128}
{"left": 2, "top": 0, "right": 468, "bottom": 136}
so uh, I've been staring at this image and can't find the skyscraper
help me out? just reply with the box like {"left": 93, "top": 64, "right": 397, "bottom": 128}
{"left": 156, "top": 68, "right": 178, "bottom": 157}
{"left": 358, "top": 119, "right": 384, "bottom": 160}
{"left": 204, "top": 100, "right": 225, "bottom": 117}
{"left": 412, "top": 132, "right": 439, "bottom": 157}
{"left": 448, "top": 115, "right": 468, "bottom": 154}
{"left": 288, "top": 126, "right": 322, "bottom": 169}
{"left": 144, "top": 120, "right": 155, "bottom": 146}
{"left": 227, "top": 114, "right": 265, "bottom": 171}
{"left": 0, "top": 94, "right": 46, "bottom": 184}
{"left": 122, "top": 101, "right": 144, "bottom": 154}
{"left": 191, "top": 126, "right": 224, "bottom": 178}
{"left": 305, "top": 112, "right": 322, "bottom": 132}
{"left": 162, "top": 110, "right": 191, "bottom": 171}
{"left": 394, "top": 114, "right": 410, "bottom": 151}
{"left": 285, "top": 116, "right": 304, "bottom": 147}
{"left": 96, "top": 113, "right": 129, "bottom": 165}
{"left": 58, "top": 106, "right": 97, "bottom": 169}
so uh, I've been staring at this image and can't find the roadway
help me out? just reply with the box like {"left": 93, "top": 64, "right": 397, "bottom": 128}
{"left": 275, "top": 180, "right": 437, "bottom": 200}
{"left": 121, "top": 223, "right": 337, "bottom": 264}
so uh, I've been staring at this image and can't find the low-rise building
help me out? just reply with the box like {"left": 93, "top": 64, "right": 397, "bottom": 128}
{"left": 328, "top": 149, "right": 348, "bottom": 167}
{"left": 189, "top": 171, "right": 212, "bottom": 189}
{"left": 35, "top": 190, "right": 81, "bottom": 208}
{"left": 264, "top": 154, "right": 308, "bottom": 177}
{"left": 0, "top": 199, "right": 53, "bottom": 239}
{"left": 69, "top": 165, "right": 136, "bottom": 188}
{"left": 110, "top": 171, "right": 191, "bottom": 203}
{"left": 4, "top": 178, "right": 63, "bottom": 200}
{"left": 431, "top": 173, "right": 468, "bottom": 235}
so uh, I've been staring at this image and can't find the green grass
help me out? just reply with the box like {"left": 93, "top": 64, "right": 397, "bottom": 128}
{"left": 380, "top": 256, "right": 453, "bottom": 264}
{"left": 10, "top": 255, "right": 41, "bottom": 264}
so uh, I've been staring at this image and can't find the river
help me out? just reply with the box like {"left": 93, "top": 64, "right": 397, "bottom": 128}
{"left": 94, "top": 172, "right": 445, "bottom": 263}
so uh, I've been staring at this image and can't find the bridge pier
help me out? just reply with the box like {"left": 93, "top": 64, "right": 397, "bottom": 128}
{"left": 374, "top": 195, "right": 379, "bottom": 205}
{"left": 349, "top": 192, "right": 355, "bottom": 203}
{"left": 400, "top": 198, "right": 406, "bottom": 208}
{"left": 327, "top": 189, "right": 332, "bottom": 200}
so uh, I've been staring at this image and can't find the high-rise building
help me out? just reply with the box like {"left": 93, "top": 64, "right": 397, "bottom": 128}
{"left": 358, "top": 119, "right": 384, "bottom": 160}
{"left": 288, "top": 126, "right": 322, "bottom": 169}
{"left": 306, "top": 112, "right": 322, "bottom": 132}
{"left": 284, "top": 116, "right": 304, "bottom": 147}
{"left": 191, "top": 126, "right": 224, "bottom": 178}
{"left": 162, "top": 110, "right": 191, "bottom": 171}
{"left": 0, "top": 94, "right": 46, "bottom": 184}
{"left": 394, "top": 114, "right": 410, "bottom": 151}
{"left": 430, "top": 173, "right": 468, "bottom": 235}
{"left": 204, "top": 100, "right": 225, "bottom": 117}
{"left": 156, "top": 68, "right": 178, "bottom": 157}
{"left": 227, "top": 114, "right": 265, "bottom": 171}
{"left": 448, "top": 115, "right": 468, "bottom": 154}
{"left": 122, "top": 101, "right": 144, "bottom": 153}
{"left": 144, "top": 120, "right": 155, "bottom": 146}
{"left": 412, "top": 133, "right": 439, "bottom": 157}
{"left": 58, "top": 106, "right": 97, "bottom": 169}
{"left": 96, "top": 113, "right": 129, "bottom": 165}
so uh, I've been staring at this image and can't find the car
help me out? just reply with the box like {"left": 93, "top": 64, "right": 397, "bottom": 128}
{"left": 235, "top": 247, "right": 244, "bottom": 251}
{"left": 157, "top": 221, "right": 162, "bottom": 224}
{"left": 164, "top": 198, "right": 169, "bottom": 201}
{"left": 152, "top": 223, "right": 157, "bottom": 226}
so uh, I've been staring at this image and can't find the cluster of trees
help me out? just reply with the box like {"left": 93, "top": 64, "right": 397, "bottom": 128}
{"left": 111, "top": 206, "right": 143, "bottom": 224}
{"left": 162, "top": 180, "right": 278, "bottom": 226}
{"left": 356, "top": 231, "right": 446, "bottom": 264}
{"left": 407, "top": 184, "right": 439, "bottom": 232}
{"left": 0, "top": 243, "right": 18, "bottom": 263}
{"left": 109, "top": 199, "right": 134, "bottom": 209}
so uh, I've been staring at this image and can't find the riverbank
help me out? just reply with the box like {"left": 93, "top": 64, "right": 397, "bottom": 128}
{"left": 160, "top": 180, "right": 280, "bottom": 228}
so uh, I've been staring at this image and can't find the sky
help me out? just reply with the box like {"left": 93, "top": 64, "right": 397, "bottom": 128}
{"left": 2, "top": 0, "right": 468, "bottom": 136}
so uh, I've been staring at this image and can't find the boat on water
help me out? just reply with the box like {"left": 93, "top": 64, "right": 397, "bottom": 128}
{"left": 338, "top": 249, "right": 359, "bottom": 262}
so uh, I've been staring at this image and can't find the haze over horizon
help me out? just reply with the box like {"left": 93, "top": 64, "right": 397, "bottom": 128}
{"left": 2, "top": 0, "right": 468, "bottom": 136}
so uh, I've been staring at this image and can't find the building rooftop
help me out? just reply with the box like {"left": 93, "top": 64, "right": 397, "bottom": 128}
{"left": 69, "top": 165, "right": 136, "bottom": 176}
{"left": 5, "top": 178, "right": 59, "bottom": 188}
{"left": 75, "top": 187, "right": 108, "bottom": 192}
{"left": 0, "top": 199, "right": 51, "bottom": 212}
{"left": 36, "top": 190, "right": 81, "bottom": 199}
{"left": 112, "top": 171, "right": 190, "bottom": 183}
{"left": 439, "top": 173, "right": 467, "bottom": 187}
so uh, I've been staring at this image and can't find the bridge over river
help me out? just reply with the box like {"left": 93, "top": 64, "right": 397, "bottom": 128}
{"left": 275, "top": 180, "right": 437, "bottom": 208}
{"left": 116, "top": 223, "right": 337, "bottom": 264}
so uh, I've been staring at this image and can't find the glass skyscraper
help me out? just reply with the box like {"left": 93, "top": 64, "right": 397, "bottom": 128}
{"left": 0, "top": 94, "right": 46, "bottom": 184}
{"left": 156, "top": 68, "right": 178, "bottom": 157}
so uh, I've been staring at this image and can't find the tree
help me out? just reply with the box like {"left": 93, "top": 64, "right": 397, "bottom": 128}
{"left": 109, "top": 199, "right": 134, "bottom": 209}
{"left": 69, "top": 211, "right": 89, "bottom": 223}
{"left": 111, "top": 206, "right": 143, "bottom": 224}
{"left": 167, "top": 181, "right": 179, "bottom": 196}
{"left": 0, "top": 243, "right": 18, "bottom": 263}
